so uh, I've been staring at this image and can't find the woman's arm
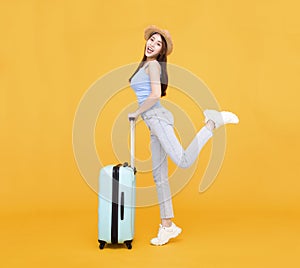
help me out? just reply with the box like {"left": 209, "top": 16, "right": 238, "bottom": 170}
{"left": 128, "top": 61, "right": 161, "bottom": 120}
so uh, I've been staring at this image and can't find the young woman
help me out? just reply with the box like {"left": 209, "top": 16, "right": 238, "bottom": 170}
{"left": 128, "top": 25, "right": 239, "bottom": 246}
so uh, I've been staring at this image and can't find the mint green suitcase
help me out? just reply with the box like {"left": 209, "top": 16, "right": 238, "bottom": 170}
{"left": 98, "top": 119, "right": 136, "bottom": 250}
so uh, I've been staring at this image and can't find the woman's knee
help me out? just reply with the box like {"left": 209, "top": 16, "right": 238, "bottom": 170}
{"left": 177, "top": 161, "right": 190, "bottom": 169}
{"left": 172, "top": 154, "right": 191, "bottom": 169}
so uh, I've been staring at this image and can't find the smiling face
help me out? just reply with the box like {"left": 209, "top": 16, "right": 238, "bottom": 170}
{"left": 145, "top": 33, "right": 163, "bottom": 60}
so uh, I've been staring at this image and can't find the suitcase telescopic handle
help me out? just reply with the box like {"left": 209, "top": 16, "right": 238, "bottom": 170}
{"left": 129, "top": 118, "right": 135, "bottom": 169}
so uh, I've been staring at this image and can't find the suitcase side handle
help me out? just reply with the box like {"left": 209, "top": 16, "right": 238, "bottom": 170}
{"left": 120, "top": 192, "right": 124, "bottom": 220}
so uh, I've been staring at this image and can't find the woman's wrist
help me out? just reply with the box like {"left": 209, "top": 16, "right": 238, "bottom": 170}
{"left": 133, "top": 110, "right": 140, "bottom": 118}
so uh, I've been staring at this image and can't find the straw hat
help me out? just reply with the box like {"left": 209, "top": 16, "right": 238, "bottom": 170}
{"left": 144, "top": 25, "right": 173, "bottom": 55}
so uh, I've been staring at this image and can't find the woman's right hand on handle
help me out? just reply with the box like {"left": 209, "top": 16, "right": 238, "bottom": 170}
{"left": 128, "top": 112, "right": 139, "bottom": 121}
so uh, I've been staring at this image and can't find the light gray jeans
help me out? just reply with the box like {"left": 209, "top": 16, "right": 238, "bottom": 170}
{"left": 141, "top": 106, "right": 213, "bottom": 219}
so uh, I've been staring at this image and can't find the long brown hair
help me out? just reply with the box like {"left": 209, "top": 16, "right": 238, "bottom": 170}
{"left": 129, "top": 32, "right": 168, "bottom": 97}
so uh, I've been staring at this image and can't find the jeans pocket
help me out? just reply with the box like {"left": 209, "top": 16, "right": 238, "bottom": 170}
{"left": 142, "top": 107, "right": 174, "bottom": 130}
{"left": 159, "top": 109, "right": 174, "bottom": 126}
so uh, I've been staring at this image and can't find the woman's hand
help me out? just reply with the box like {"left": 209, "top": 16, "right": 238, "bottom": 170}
{"left": 128, "top": 112, "right": 139, "bottom": 121}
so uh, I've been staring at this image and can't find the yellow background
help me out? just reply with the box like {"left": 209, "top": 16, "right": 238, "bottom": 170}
{"left": 1, "top": 0, "right": 300, "bottom": 267}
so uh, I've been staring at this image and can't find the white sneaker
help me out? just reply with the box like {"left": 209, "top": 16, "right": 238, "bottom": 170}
{"left": 150, "top": 223, "right": 182, "bottom": 246}
{"left": 204, "top": 109, "right": 239, "bottom": 129}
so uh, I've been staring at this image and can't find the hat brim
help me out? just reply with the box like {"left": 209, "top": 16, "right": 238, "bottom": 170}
{"left": 144, "top": 25, "right": 173, "bottom": 55}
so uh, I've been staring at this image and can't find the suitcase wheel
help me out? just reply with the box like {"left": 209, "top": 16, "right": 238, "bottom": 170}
{"left": 98, "top": 240, "right": 106, "bottom": 250}
{"left": 125, "top": 240, "right": 132, "bottom": 250}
